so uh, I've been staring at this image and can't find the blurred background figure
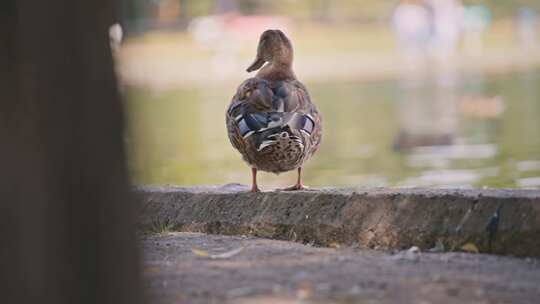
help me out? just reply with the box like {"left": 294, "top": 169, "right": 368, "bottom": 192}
{"left": 426, "top": 0, "right": 464, "bottom": 61}
{"left": 393, "top": 77, "right": 459, "bottom": 151}
{"left": 188, "top": 14, "right": 290, "bottom": 78}
{"left": 156, "top": 0, "right": 181, "bottom": 27}
{"left": 462, "top": 4, "right": 491, "bottom": 55}
{"left": 392, "top": 0, "right": 461, "bottom": 154}
{"left": 391, "top": 0, "right": 431, "bottom": 71}
{"left": 515, "top": 7, "right": 539, "bottom": 52}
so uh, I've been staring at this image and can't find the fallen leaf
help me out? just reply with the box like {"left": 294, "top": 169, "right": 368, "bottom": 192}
{"left": 191, "top": 247, "right": 244, "bottom": 259}
{"left": 460, "top": 243, "right": 479, "bottom": 253}
{"left": 328, "top": 241, "right": 340, "bottom": 248}
{"left": 191, "top": 247, "right": 210, "bottom": 257}
{"left": 212, "top": 247, "right": 244, "bottom": 259}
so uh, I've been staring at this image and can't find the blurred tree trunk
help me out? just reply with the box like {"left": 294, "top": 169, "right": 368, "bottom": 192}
{"left": 0, "top": 1, "right": 141, "bottom": 304}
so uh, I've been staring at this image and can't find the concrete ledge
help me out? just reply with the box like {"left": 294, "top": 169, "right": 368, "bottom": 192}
{"left": 136, "top": 184, "right": 540, "bottom": 257}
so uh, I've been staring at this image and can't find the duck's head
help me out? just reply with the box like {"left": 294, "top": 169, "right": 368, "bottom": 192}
{"left": 247, "top": 29, "right": 293, "bottom": 73}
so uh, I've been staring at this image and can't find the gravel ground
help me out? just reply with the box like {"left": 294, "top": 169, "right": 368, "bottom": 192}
{"left": 142, "top": 232, "right": 540, "bottom": 304}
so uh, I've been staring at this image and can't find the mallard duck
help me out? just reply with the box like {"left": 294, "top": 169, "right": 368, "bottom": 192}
{"left": 226, "top": 29, "right": 322, "bottom": 192}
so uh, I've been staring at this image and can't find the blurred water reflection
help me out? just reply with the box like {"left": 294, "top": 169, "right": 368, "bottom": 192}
{"left": 126, "top": 68, "right": 540, "bottom": 189}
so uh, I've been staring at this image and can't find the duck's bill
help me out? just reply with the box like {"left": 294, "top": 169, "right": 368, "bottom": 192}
{"left": 246, "top": 57, "right": 265, "bottom": 72}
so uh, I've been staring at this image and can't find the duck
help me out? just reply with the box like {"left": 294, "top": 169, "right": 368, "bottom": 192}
{"left": 226, "top": 29, "right": 322, "bottom": 192}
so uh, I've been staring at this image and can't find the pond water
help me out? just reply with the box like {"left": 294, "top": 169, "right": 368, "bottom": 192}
{"left": 126, "top": 69, "right": 540, "bottom": 189}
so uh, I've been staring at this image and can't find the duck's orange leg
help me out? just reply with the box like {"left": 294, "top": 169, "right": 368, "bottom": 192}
{"left": 250, "top": 168, "right": 261, "bottom": 192}
{"left": 282, "top": 167, "right": 309, "bottom": 191}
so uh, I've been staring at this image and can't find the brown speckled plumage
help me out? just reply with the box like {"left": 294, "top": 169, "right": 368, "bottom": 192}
{"left": 226, "top": 30, "right": 322, "bottom": 191}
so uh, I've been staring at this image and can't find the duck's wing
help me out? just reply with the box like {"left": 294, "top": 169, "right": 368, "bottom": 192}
{"left": 227, "top": 78, "right": 315, "bottom": 118}
{"left": 227, "top": 78, "right": 274, "bottom": 117}
{"left": 280, "top": 80, "right": 322, "bottom": 160}
{"left": 227, "top": 78, "right": 321, "bottom": 154}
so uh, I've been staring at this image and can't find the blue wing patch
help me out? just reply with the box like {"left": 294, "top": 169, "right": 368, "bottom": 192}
{"left": 236, "top": 112, "right": 314, "bottom": 138}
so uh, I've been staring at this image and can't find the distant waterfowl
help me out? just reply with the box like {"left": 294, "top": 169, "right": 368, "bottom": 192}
{"left": 226, "top": 29, "right": 322, "bottom": 192}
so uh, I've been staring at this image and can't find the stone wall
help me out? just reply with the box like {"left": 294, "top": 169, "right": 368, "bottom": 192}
{"left": 136, "top": 185, "right": 540, "bottom": 257}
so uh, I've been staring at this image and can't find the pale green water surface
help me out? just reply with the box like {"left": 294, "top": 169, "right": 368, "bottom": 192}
{"left": 126, "top": 69, "right": 540, "bottom": 189}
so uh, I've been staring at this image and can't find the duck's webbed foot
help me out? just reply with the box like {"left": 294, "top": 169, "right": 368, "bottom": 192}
{"left": 279, "top": 167, "right": 312, "bottom": 191}
{"left": 280, "top": 183, "right": 309, "bottom": 191}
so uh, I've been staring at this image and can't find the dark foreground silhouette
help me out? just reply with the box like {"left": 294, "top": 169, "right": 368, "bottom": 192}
{"left": 0, "top": 1, "right": 140, "bottom": 303}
